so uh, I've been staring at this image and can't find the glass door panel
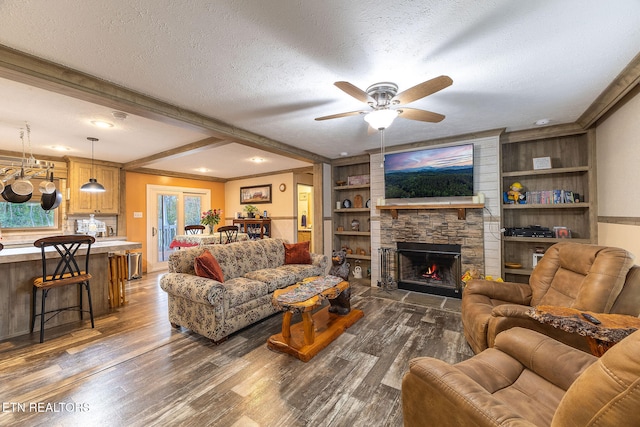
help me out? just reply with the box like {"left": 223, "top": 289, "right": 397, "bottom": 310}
{"left": 146, "top": 185, "right": 210, "bottom": 272}
{"left": 157, "top": 194, "right": 178, "bottom": 263}
{"left": 184, "top": 195, "right": 202, "bottom": 228}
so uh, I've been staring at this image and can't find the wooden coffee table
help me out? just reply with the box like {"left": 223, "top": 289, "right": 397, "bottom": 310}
{"left": 528, "top": 305, "right": 640, "bottom": 356}
{"left": 267, "top": 276, "right": 364, "bottom": 362}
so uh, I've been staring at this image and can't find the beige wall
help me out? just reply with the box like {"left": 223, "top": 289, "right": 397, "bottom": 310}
{"left": 596, "top": 88, "right": 640, "bottom": 260}
{"left": 224, "top": 173, "right": 296, "bottom": 242}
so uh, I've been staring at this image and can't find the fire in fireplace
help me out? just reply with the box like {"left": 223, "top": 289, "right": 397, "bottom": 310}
{"left": 422, "top": 263, "right": 441, "bottom": 280}
{"left": 396, "top": 242, "right": 462, "bottom": 298}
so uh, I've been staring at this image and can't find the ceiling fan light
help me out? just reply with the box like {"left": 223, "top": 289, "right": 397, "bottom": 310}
{"left": 364, "top": 109, "right": 399, "bottom": 130}
{"left": 80, "top": 178, "right": 106, "bottom": 193}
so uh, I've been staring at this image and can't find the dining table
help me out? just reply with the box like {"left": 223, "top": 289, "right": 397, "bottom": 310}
{"left": 169, "top": 232, "right": 250, "bottom": 249}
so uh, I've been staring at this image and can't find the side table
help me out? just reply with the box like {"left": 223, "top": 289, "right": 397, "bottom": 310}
{"left": 528, "top": 305, "right": 640, "bottom": 356}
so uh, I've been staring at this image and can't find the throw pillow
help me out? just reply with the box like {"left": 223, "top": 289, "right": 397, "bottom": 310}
{"left": 194, "top": 251, "right": 225, "bottom": 282}
{"left": 284, "top": 241, "right": 312, "bottom": 265}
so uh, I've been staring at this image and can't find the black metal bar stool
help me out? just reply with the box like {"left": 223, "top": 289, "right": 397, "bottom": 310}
{"left": 31, "top": 235, "right": 96, "bottom": 343}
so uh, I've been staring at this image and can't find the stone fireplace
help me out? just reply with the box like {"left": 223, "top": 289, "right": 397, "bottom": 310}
{"left": 378, "top": 207, "right": 485, "bottom": 297}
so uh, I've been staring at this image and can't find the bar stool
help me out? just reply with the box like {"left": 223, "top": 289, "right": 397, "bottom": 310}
{"left": 32, "top": 235, "right": 95, "bottom": 343}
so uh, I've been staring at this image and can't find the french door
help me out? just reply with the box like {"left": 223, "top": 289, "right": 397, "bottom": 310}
{"left": 146, "top": 185, "right": 210, "bottom": 271}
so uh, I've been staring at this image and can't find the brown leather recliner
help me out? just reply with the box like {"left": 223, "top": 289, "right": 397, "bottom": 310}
{"left": 402, "top": 327, "right": 640, "bottom": 427}
{"left": 462, "top": 243, "right": 635, "bottom": 354}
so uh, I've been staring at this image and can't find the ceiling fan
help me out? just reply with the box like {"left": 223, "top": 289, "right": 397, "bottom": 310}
{"left": 315, "top": 75, "right": 453, "bottom": 130}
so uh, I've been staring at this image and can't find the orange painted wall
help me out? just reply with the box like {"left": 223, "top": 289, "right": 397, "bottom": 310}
{"left": 125, "top": 172, "right": 225, "bottom": 272}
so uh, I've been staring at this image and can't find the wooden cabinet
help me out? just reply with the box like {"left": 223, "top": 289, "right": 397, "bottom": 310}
{"left": 68, "top": 160, "right": 120, "bottom": 214}
{"left": 233, "top": 218, "right": 271, "bottom": 239}
{"left": 500, "top": 127, "right": 597, "bottom": 282}
{"left": 332, "top": 156, "right": 371, "bottom": 279}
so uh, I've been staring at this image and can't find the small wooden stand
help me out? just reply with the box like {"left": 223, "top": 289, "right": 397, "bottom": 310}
{"left": 267, "top": 279, "right": 363, "bottom": 362}
{"left": 108, "top": 253, "right": 128, "bottom": 308}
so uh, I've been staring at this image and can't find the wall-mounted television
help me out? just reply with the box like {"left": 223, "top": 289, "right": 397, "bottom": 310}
{"left": 384, "top": 143, "right": 474, "bottom": 199}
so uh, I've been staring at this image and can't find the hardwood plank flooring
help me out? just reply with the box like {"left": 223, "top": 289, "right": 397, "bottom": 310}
{"left": 0, "top": 271, "right": 473, "bottom": 426}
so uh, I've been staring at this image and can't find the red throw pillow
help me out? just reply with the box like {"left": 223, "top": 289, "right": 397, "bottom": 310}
{"left": 194, "top": 251, "right": 225, "bottom": 282}
{"left": 284, "top": 241, "right": 312, "bottom": 265}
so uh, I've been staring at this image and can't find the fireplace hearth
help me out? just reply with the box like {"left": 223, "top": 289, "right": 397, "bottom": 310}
{"left": 397, "top": 242, "right": 462, "bottom": 298}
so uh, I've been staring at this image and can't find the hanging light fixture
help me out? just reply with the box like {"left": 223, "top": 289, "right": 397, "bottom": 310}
{"left": 364, "top": 109, "right": 399, "bottom": 168}
{"left": 80, "top": 137, "right": 106, "bottom": 193}
{"left": 363, "top": 109, "right": 399, "bottom": 131}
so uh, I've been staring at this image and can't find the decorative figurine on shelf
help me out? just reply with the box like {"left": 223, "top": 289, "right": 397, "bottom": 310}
{"left": 351, "top": 219, "right": 360, "bottom": 231}
{"left": 352, "top": 265, "right": 363, "bottom": 279}
{"left": 353, "top": 194, "right": 363, "bottom": 208}
{"left": 504, "top": 182, "right": 526, "bottom": 204}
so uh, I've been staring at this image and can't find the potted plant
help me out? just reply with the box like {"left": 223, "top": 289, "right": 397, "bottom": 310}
{"left": 243, "top": 204, "right": 258, "bottom": 218}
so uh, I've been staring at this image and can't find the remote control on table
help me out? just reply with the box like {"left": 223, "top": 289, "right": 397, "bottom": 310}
{"left": 581, "top": 312, "right": 601, "bottom": 324}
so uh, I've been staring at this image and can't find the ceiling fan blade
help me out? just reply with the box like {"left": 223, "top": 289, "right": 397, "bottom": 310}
{"left": 314, "top": 110, "right": 364, "bottom": 121}
{"left": 398, "top": 108, "right": 445, "bottom": 123}
{"left": 334, "top": 81, "right": 373, "bottom": 103}
{"left": 392, "top": 75, "right": 453, "bottom": 105}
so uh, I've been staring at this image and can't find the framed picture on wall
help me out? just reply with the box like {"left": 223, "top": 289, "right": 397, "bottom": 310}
{"left": 240, "top": 184, "right": 272, "bottom": 204}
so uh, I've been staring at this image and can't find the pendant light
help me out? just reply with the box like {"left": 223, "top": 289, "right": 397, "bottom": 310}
{"left": 80, "top": 137, "right": 106, "bottom": 193}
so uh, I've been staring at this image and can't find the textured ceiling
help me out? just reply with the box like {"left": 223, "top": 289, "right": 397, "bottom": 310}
{"left": 0, "top": 0, "right": 639, "bottom": 178}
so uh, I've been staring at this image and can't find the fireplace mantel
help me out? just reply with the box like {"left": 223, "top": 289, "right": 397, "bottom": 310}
{"left": 377, "top": 203, "right": 484, "bottom": 220}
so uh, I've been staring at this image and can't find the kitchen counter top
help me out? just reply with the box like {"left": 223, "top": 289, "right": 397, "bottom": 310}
{"left": 0, "top": 235, "right": 125, "bottom": 248}
{"left": 0, "top": 240, "right": 142, "bottom": 264}
{"left": 0, "top": 239, "right": 142, "bottom": 340}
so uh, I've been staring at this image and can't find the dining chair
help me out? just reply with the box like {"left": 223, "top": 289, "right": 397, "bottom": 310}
{"left": 185, "top": 225, "right": 205, "bottom": 234}
{"left": 31, "top": 235, "right": 95, "bottom": 343}
{"left": 217, "top": 225, "right": 239, "bottom": 244}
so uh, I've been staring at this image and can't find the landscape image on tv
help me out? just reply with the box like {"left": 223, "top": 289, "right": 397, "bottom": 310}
{"left": 384, "top": 144, "right": 474, "bottom": 199}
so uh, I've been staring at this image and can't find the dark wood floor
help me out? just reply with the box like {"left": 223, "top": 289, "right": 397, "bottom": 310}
{"left": 0, "top": 271, "right": 473, "bottom": 426}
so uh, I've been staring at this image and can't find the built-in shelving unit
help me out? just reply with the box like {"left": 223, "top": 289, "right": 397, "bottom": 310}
{"left": 500, "top": 126, "right": 597, "bottom": 282}
{"left": 332, "top": 155, "right": 371, "bottom": 280}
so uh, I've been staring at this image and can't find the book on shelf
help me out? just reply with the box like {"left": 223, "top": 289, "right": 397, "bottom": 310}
{"left": 524, "top": 190, "right": 577, "bottom": 204}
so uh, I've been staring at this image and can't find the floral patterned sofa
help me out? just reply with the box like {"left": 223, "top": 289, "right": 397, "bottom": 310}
{"left": 159, "top": 238, "right": 328, "bottom": 342}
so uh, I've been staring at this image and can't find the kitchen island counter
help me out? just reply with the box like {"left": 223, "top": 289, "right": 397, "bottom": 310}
{"left": 0, "top": 240, "right": 142, "bottom": 341}
{"left": 0, "top": 239, "right": 141, "bottom": 263}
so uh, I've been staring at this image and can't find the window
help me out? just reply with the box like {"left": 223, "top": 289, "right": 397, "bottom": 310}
{"left": 184, "top": 195, "right": 202, "bottom": 226}
{"left": 0, "top": 201, "right": 57, "bottom": 229}
{"left": 0, "top": 195, "right": 60, "bottom": 231}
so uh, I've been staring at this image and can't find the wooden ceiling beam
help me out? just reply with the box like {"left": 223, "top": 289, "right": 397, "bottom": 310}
{"left": 128, "top": 167, "right": 227, "bottom": 182}
{"left": 578, "top": 51, "right": 640, "bottom": 129}
{"left": 123, "top": 137, "right": 230, "bottom": 170}
{"left": 0, "top": 44, "right": 330, "bottom": 165}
